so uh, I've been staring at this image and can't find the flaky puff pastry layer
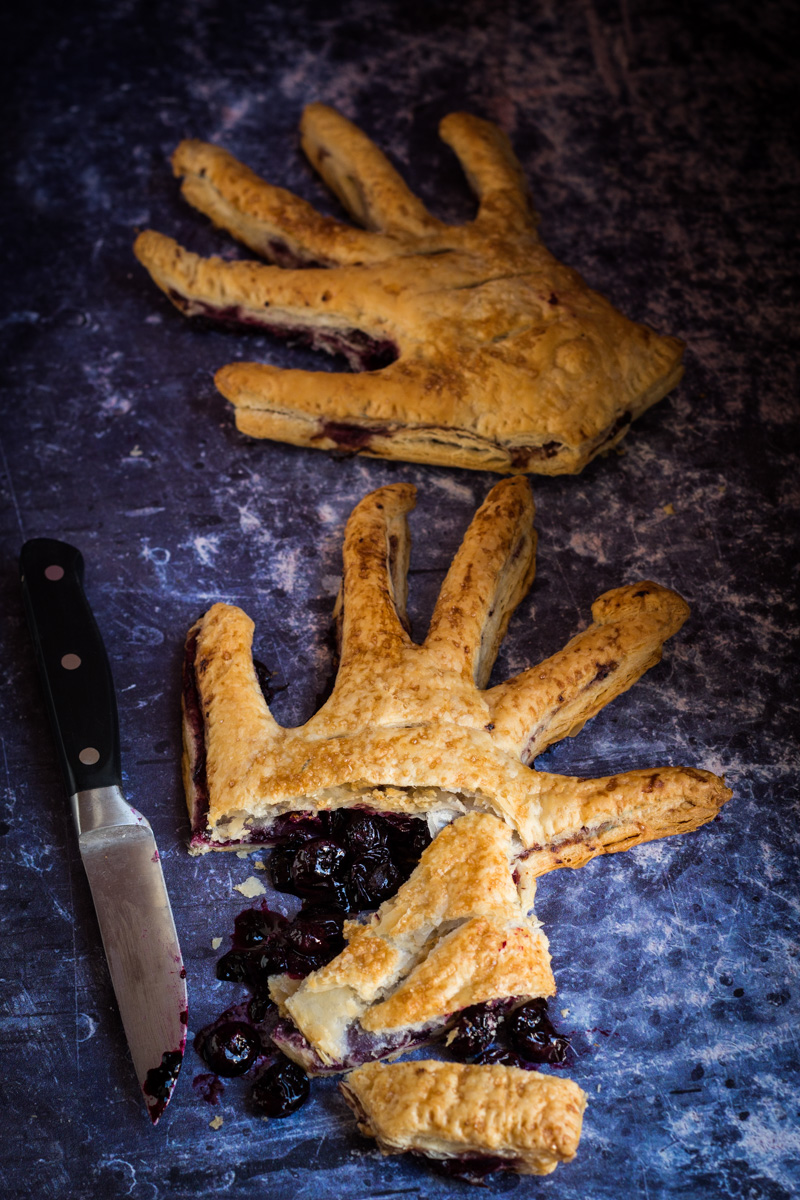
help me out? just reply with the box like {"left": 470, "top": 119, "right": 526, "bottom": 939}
{"left": 182, "top": 477, "right": 730, "bottom": 861}
{"left": 340, "top": 1060, "right": 587, "bottom": 1177}
{"left": 134, "top": 104, "right": 683, "bottom": 474}
{"left": 273, "top": 813, "right": 553, "bottom": 1071}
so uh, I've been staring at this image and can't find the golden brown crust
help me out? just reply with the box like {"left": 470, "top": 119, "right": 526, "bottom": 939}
{"left": 339, "top": 1060, "right": 587, "bottom": 1176}
{"left": 134, "top": 104, "right": 684, "bottom": 475}
{"left": 182, "top": 478, "right": 730, "bottom": 857}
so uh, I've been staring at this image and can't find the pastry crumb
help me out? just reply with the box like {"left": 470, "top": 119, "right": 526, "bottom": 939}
{"left": 236, "top": 850, "right": 250, "bottom": 858}
{"left": 211, "top": 937, "right": 222, "bottom": 950}
{"left": 254, "top": 859, "right": 266, "bottom": 870}
{"left": 129, "top": 445, "right": 143, "bottom": 457}
{"left": 209, "top": 1115, "right": 224, "bottom": 1130}
{"left": 662, "top": 502, "right": 675, "bottom": 515}
{"left": 561, "top": 1008, "right": 570, "bottom": 1017}
{"left": 234, "top": 875, "right": 267, "bottom": 898}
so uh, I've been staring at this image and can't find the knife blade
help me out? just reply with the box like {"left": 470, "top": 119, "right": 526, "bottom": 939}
{"left": 20, "top": 537, "right": 188, "bottom": 1123}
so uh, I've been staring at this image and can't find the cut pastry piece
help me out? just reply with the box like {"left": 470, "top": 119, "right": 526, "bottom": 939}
{"left": 182, "top": 476, "right": 731, "bottom": 856}
{"left": 134, "top": 103, "right": 684, "bottom": 474}
{"left": 269, "top": 812, "right": 553, "bottom": 1074}
{"left": 340, "top": 1059, "right": 587, "bottom": 1179}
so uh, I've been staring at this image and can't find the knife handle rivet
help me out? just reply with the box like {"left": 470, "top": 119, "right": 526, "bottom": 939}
{"left": 61, "top": 653, "right": 82, "bottom": 670}
{"left": 79, "top": 747, "right": 100, "bottom": 765}
{"left": 44, "top": 565, "right": 65, "bottom": 581}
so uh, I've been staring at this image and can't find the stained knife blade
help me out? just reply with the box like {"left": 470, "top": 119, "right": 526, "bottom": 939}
{"left": 20, "top": 537, "right": 188, "bottom": 1123}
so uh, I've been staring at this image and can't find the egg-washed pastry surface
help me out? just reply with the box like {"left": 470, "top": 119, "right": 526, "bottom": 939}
{"left": 183, "top": 477, "right": 730, "bottom": 864}
{"left": 340, "top": 1059, "right": 587, "bottom": 1179}
{"left": 134, "top": 103, "right": 683, "bottom": 475}
{"left": 269, "top": 812, "right": 553, "bottom": 1074}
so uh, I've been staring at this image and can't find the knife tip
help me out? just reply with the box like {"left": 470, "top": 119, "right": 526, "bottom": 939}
{"left": 142, "top": 1047, "right": 185, "bottom": 1124}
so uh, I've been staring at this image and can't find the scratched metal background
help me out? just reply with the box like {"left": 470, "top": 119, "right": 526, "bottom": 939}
{"left": 1, "top": 1, "right": 798, "bottom": 1197}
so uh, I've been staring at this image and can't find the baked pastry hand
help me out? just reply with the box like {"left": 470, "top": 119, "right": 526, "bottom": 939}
{"left": 183, "top": 476, "right": 730, "bottom": 860}
{"left": 134, "top": 104, "right": 684, "bottom": 474}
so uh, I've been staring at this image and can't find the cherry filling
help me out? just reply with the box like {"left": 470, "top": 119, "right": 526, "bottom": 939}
{"left": 143, "top": 1049, "right": 184, "bottom": 1122}
{"left": 166, "top": 288, "right": 398, "bottom": 372}
{"left": 196, "top": 1020, "right": 262, "bottom": 1077}
{"left": 216, "top": 902, "right": 346, "bottom": 982}
{"left": 419, "top": 1153, "right": 515, "bottom": 1184}
{"left": 448, "top": 997, "right": 571, "bottom": 1069}
{"left": 252, "top": 1055, "right": 310, "bottom": 1118}
{"left": 267, "top": 809, "right": 431, "bottom": 912}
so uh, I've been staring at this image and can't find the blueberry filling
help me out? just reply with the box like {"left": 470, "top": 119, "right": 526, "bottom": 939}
{"left": 216, "top": 901, "right": 346, "bottom": 982}
{"left": 290, "top": 837, "right": 348, "bottom": 897}
{"left": 508, "top": 440, "right": 564, "bottom": 466}
{"left": 182, "top": 628, "right": 210, "bottom": 843}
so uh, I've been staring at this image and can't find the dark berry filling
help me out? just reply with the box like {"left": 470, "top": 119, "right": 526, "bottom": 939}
{"left": 195, "top": 1020, "right": 262, "bottom": 1077}
{"left": 192, "top": 1072, "right": 225, "bottom": 1105}
{"left": 447, "top": 1001, "right": 508, "bottom": 1061}
{"left": 507, "top": 998, "right": 570, "bottom": 1065}
{"left": 267, "top": 809, "right": 431, "bottom": 912}
{"left": 270, "top": 1015, "right": 441, "bottom": 1076}
{"left": 290, "top": 837, "right": 348, "bottom": 896}
{"left": 508, "top": 440, "right": 564, "bottom": 467}
{"left": 446, "top": 997, "right": 571, "bottom": 1070}
{"left": 182, "top": 629, "right": 210, "bottom": 845}
{"left": 143, "top": 1049, "right": 184, "bottom": 1123}
{"left": 421, "top": 1152, "right": 516, "bottom": 1184}
{"left": 166, "top": 288, "right": 398, "bottom": 372}
{"left": 251, "top": 1055, "right": 310, "bottom": 1118}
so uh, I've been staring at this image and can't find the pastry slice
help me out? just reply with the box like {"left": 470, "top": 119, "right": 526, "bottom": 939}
{"left": 340, "top": 1059, "right": 587, "bottom": 1180}
{"left": 182, "top": 477, "right": 730, "bottom": 859}
{"left": 134, "top": 103, "right": 683, "bottom": 474}
{"left": 269, "top": 812, "right": 553, "bottom": 1074}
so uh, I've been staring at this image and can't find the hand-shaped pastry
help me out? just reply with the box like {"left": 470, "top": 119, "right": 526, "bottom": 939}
{"left": 134, "top": 104, "right": 684, "bottom": 474}
{"left": 270, "top": 813, "right": 554, "bottom": 1074}
{"left": 183, "top": 477, "right": 730, "bottom": 860}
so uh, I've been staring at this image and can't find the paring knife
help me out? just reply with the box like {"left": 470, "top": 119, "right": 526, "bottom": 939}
{"left": 20, "top": 538, "right": 188, "bottom": 1123}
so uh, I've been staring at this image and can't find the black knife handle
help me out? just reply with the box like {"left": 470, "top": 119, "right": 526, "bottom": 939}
{"left": 20, "top": 538, "right": 122, "bottom": 796}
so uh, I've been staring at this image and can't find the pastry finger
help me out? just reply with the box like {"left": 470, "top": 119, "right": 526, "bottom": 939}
{"left": 334, "top": 483, "right": 415, "bottom": 670}
{"left": 214, "top": 358, "right": 535, "bottom": 473}
{"left": 425, "top": 477, "right": 536, "bottom": 687}
{"left": 132, "top": 231, "right": 398, "bottom": 370}
{"left": 487, "top": 581, "right": 690, "bottom": 761}
{"left": 519, "top": 764, "right": 731, "bottom": 876}
{"left": 300, "top": 102, "right": 441, "bottom": 238}
{"left": 439, "top": 111, "right": 537, "bottom": 232}
{"left": 171, "top": 137, "right": 399, "bottom": 267}
{"left": 340, "top": 1060, "right": 587, "bottom": 1179}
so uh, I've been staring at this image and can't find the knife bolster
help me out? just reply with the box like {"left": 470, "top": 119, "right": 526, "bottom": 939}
{"left": 72, "top": 785, "right": 146, "bottom": 836}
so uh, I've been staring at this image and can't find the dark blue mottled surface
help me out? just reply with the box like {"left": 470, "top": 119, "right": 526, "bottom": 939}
{"left": 1, "top": 2, "right": 798, "bottom": 1197}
